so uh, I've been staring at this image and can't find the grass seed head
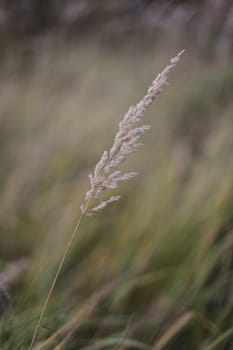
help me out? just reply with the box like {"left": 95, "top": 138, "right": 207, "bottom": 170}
{"left": 81, "top": 50, "right": 184, "bottom": 216}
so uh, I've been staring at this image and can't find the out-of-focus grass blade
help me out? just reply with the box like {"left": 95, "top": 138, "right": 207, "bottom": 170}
{"left": 35, "top": 277, "right": 121, "bottom": 350}
{"left": 80, "top": 337, "right": 150, "bottom": 350}
{"left": 153, "top": 311, "right": 194, "bottom": 350}
{"left": 204, "top": 326, "right": 233, "bottom": 350}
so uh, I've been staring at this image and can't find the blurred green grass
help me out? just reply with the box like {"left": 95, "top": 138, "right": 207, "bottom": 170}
{"left": 0, "top": 46, "right": 233, "bottom": 349}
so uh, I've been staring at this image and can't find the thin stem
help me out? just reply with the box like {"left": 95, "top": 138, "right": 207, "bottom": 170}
{"left": 29, "top": 212, "right": 84, "bottom": 350}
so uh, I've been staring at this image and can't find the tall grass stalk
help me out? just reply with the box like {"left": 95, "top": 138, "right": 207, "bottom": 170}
{"left": 28, "top": 50, "right": 184, "bottom": 349}
{"left": 28, "top": 213, "right": 84, "bottom": 350}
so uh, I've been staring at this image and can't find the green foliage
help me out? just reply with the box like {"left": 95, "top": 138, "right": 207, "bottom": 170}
{"left": 0, "top": 47, "right": 232, "bottom": 349}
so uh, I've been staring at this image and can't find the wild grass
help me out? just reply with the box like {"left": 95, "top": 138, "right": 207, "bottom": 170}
{"left": 0, "top": 46, "right": 232, "bottom": 349}
{"left": 28, "top": 50, "right": 184, "bottom": 349}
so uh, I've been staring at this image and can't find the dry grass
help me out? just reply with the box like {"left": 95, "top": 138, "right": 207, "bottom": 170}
{"left": 29, "top": 50, "right": 184, "bottom": 349}
{"left": 0, "top": 46, "right": 232, "bottom": 349}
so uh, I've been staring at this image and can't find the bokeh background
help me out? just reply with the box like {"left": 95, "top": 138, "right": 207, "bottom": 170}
{"left": 0, "top": 1, "right": 233, "bottom": 349}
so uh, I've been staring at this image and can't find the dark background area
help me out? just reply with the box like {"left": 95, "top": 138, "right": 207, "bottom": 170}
{"left": 0, "top": 0, "right": 232, "bottom": 58}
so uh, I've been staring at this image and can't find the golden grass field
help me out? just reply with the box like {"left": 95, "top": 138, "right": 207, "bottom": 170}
{"left": 0, "top": 45, "right": 233, "bottom": 349}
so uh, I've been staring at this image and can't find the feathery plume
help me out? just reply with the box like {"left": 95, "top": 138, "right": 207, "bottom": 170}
{"left": 29, "top": 50, "right": 184, "bottom": 349}
{"left": 81, "top": 50, "right": 184, "bottom": 216}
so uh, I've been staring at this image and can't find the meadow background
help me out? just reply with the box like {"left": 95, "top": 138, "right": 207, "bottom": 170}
{"left": 0, "top": 1, "right": 233, "bottom": 349}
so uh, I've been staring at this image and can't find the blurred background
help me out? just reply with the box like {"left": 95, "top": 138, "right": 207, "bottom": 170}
{"left": 0, "top": 0, "right": 233, "bottom": 349}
